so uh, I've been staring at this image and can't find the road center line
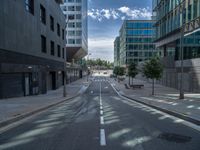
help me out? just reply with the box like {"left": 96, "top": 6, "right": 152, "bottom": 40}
{"left": 100, "top": 116, "right": 104, "bottom": 124}
{"left": 100, "top": 129, "right": 106, "bottom": 146}
{"left": 100, "top": 110, "right": 103, "bottom": 115}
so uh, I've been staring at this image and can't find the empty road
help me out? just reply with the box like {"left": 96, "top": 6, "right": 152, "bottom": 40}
{"left": 0, "top": 76, "right": 200, "bottom": 150}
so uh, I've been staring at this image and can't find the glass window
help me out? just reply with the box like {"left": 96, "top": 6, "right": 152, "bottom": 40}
{"left": 57, "top": 23, "right": 60, "bottom": 36}
{"left": 50, "top": 15, "right": 54, "bottom": 31}
{"left": 25, "top": 0, "right": 34, "bottom": 15}
{"left": 68, "top": 39, "right": 75, "bottom": 44}
{"left": 57, "top": 45, "right": 61, "bottom": 57}
{"left": 41, "top": 35, "right": 46, "bottom": 53}
{"left": 50, "top": 41, "right": 54, "bottom": 56}
{"left": 40, "top": 5, "right": 46, "bottom": 24}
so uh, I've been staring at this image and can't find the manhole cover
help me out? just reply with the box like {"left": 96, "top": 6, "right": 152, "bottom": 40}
{"left": 158, "top": 133, "right": 192, "bottom": 143}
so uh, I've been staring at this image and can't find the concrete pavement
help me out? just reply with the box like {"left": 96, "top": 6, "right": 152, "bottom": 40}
{"left": 0, "top": 77, "right": 89, "bottom": 128}
{"left": 111, "top": 77, "right": 200, "bottom": 125}
{"left": 0, "top": 77, "right": 199, "bottom": 150}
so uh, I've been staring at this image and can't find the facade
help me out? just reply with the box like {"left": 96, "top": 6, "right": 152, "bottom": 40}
{"left": 114, "top": 37, "right": 120, "bottom": 66}
{"left": 119, "top": 20, "right": 157, "bottom": 67}
{"left": 61, "top": 0, "right": 88, "bottom": 62}
{"left": 0, "top": 0, "right": 66, "bottom": 98}
{"left": 153, "top": 0, "right": 200, "bottom": 92}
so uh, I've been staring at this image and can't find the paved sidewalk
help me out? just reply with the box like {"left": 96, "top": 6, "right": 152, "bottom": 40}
{"left": 0, "top": 77, "right": 89, "bottom": 126}
{"left": 111, "top": 77, "right": 200, "bottom": 123}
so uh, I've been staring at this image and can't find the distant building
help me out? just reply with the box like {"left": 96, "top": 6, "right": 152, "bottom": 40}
{"left": 0, "top": 0, "right": 66, "bottom": 98}
{"left": 114, "top": 37, "right": 120, "bottom": 66}
{"left": 153, "top": 0, "right": 200, "bottom": 92}
{"left": 61, "top": 0, "right": 88, "bottom": 62}
{"left": 119, "top": 20, "right": 157, "bottom": 67}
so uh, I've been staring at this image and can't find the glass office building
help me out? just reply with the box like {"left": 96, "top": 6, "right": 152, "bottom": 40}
{"left": 119, "top": 20, "right": 157, "bottom": 66}
{"left": 61, "top": 0, "right": 88, "bottom": 62}
{"left": 153, "top": 0, "right": 200, "bottom": 60}
{"left": 114, "top": 37, "right": 120, "bottom": 66}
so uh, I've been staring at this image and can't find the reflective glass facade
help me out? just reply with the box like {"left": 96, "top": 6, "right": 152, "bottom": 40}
{"left": 153, "top": 0, "right": 200, "bottom": 60}
{"left": 119, "top": 20, "right": 157, "bottom": 66}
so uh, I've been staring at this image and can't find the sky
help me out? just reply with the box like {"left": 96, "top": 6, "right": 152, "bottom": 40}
{"left": 87, "top": 0, "right": 152, "bottom": 62}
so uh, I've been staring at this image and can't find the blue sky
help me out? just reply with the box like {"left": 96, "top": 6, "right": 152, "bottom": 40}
{"left": 88, "top": 0, "right": 152, "bottom": 62}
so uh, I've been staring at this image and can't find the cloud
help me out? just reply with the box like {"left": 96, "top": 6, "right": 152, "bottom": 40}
{"left": 88, "top": 6, "right": 152, "bottom": 21}
{"left": 88, "top": 37, "right": 114, "bottom": 61}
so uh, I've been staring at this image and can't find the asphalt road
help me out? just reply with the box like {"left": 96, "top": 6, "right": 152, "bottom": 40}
{"left": 0, "top": 76, "right": 200, "bottom": 150}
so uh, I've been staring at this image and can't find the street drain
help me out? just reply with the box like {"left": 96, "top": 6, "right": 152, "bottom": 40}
{"left": 158, "top": 133, "right": 192, "bottom": 143}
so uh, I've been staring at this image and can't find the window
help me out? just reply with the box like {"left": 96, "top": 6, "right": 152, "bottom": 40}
{"left": 62, "top": 29, "right": 65, "bottom": 40}
{"left": 40, "top": 5, "right": 46, "bottom": 24}
{"left": 25, "top": 0, "right": 34, "bottom": 15}
{"left": 68, "top": 31, "right": 75, "bottom": 36}
{"left": 50, "top": 16, "right": 54, "bottom": 31}
{"left": 57, "top": 23, "right": 60, "bottom": 36}
{"left": 68, "top": 15, "right": 75, "bottom": 20}
{"left": 68, "top": 39, "right": 75, "bottom": 44}
{"left": 76, "top": 22, "right": 82, "bottom": 28}
{"left": 57, "top": 45, "right": 61, "bottom": 57}
{"left": 76, "top": 14, "right": 81, "bottom": 20}
{"left": 76, "top": 6, "right": 81, "bottom": 11}
{"left": 62, "top": 48, "right": 65, "bottom": 58}
{"left": 68, "top": 22, "right": 75, "bottom": 28}
{"left": 76, "top": 39, "right": 81, "bottom": 44}
{"left": 68, "top": 6, "right": 75, "bottom": 11}
{"left": 50, "top": 41, "right": 54, "bottom": 55}
{"left": 41, "top": 35, "right": 46, "bottom": 53}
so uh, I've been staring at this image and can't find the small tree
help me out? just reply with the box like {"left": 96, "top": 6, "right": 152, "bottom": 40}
{"left": 113, "top": 66, "right": 125, "bottom": 81}
{"left": 142, "top": 57, "right": 163, "bottom": 95}
{"left": 128, "top": 62, "right": 138, "bottom": 85}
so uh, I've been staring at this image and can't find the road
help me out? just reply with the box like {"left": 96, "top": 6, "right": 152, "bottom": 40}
{"left": 0, "top": 76, "right": 200, "bottom": 150}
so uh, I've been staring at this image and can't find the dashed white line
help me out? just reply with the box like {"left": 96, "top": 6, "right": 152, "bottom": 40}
{"left": 100, "top": 116, "right": 104, "bottom": 124}
{"left": 100, "top": 129, "right": 106, "bottom": 146}
{"left": 100, "top": 110, "right": 103, "bottom": 115}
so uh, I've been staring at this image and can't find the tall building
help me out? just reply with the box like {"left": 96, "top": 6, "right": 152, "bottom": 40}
{"left": 114, "top": 37, "right": 120, "bottom": 66}
{"left": 0, "top": 0, "right": 66, "bottom": 98}
{"left": 61, "top": 0, "right": 88, "bottom": 62}
{"left": 119, "top": 20, "right": 157, "bottom": 67}
{"left": 153, "top": 0, "right": 200, "bottom": 92}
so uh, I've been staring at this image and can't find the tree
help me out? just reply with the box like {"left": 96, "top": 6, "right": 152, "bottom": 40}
{"left": 128, "top": 62, "right": 138, "bottom": 85}
{"left": 142, "top": 57, "right": 163, "bottom": 95}
{"left": 113, "top": 66, "right": 125, "bottom": 79}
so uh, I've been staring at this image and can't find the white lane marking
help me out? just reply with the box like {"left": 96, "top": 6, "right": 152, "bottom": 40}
{"left": 100, "top": 116, "right": 104, "bottom": 124}
{"left": 100, "top": 110, "right": 103, "bottom": 115}
{"left": 110, "top": 83, "right": 200, "bottom": 132}
{"left": 100, "top": 129, "right": 106, "bottom": 146}
{"left": 100, "top": 106, "right": 103, "bottom": 110}
{"left": 91, "top": 91, "right": 93, "bottom": 94}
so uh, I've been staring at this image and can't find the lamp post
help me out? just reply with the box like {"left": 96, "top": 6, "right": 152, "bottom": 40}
{"left": 63, "top": 15, "right": 74, "bottom": 97}
{"left": 87, "top": 53, "right": 91, "bottom": 81}
{"left": 178, "top": 0, "right": 184, "bottom": 99}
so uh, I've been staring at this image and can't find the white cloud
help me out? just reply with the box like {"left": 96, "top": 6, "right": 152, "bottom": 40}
{"left": 88, "top": 6, "right": 152, "bottom": 21}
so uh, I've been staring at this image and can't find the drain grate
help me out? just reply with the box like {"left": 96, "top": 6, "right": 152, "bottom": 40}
{"left": 158, "top": 133, "right": 192, "bottom": 143}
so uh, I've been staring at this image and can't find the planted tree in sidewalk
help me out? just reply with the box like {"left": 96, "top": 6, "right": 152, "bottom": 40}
{"left": 128, "top": 62, "right": 138, "bottom": 85}
{"left": 142, "top": 57, "right": 163, "bottom": 95}
{"left": 113, "top": 66, "right": 125, "bottom": 81}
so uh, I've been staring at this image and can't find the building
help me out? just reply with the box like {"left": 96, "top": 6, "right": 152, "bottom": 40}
{"left": 0, "top": 0, "right": 66, "bottom": 98}
{"left": 119, "top": 20, "right": 157, "bottom": 67}
{"left": 61, "top": 0, "right": 88, "bottom": 62}
{"left": 114, "top": 37, "right": 120, "bottom": 66}
{"left": 153, "top": 0, "right": 200, "bottom": 92}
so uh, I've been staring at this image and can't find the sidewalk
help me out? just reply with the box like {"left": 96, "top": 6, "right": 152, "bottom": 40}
{"left": 111, "top": 77, "right": 200, "bottom": 124}
{"left": 0, "top": 77, "right": 89, "bottom": 127}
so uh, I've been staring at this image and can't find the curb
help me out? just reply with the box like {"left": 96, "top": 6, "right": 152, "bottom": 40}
{"left": 0, "top": 94, "right": 80, "bottom": 129}
{"left": 111, "top": 84, "right": 200, "bottom": 126}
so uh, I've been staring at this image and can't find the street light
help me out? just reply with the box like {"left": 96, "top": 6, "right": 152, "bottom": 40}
{"left": 178, "top": 0, "right": 185, "bottom": 99}
{"left": 63, "top": 15, "right": 75, "bottom": 97}
{"left": 87, "top": 53, "right": 91, "bottom": 82}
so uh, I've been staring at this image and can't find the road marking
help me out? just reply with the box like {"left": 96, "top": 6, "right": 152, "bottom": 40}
{"left": 100, "top": 129, "right": 106, "bottom": 146}
{"left": 100, "top": 110, "right": 103, "bottom": 115}
{"left": 100, "top": 116, "right": 104, "bottom": 124}
{"left": 110, "top": 83, "right": 200, "bottom": 132}
{"left": 100, "top": 106, "right": 103, "bottom": 110}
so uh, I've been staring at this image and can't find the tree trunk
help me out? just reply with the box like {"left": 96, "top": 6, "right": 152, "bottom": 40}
{"left": 129, "top": 76, "right": 130, "bottom": 85}
{"left": 152, "top": 79, "right": 155, "bottom": 95}
{"left": 132, "top": 77, "right": 133, "bottom": 85}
